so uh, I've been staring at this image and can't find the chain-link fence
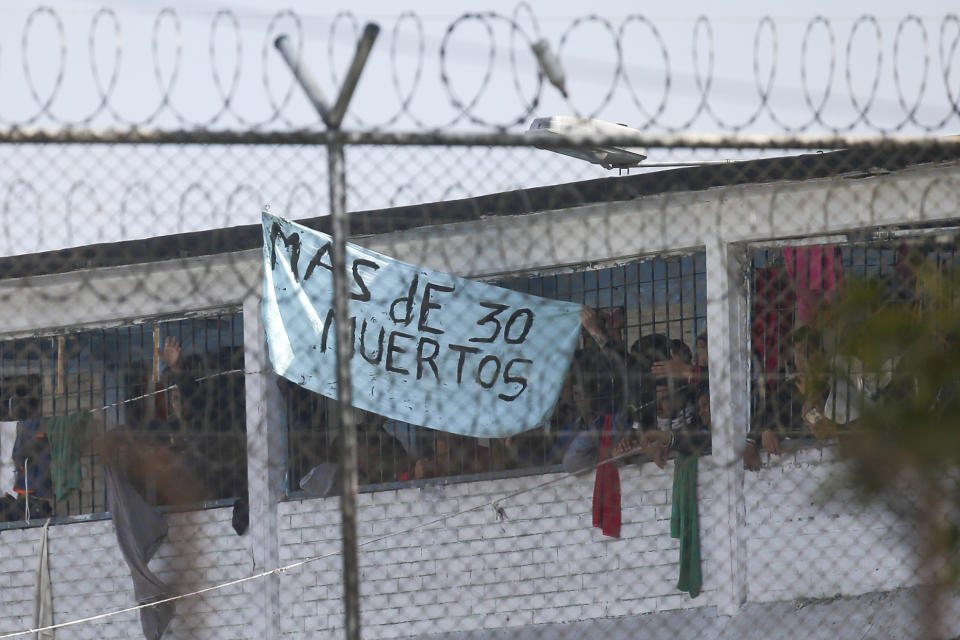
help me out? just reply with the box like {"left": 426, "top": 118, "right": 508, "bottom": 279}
{"left": 2, "top": 6, "right": 960, "bottom": 640}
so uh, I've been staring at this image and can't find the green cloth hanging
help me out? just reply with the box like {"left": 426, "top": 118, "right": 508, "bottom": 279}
{"left": 670, "top": 453, "right": 702, "bottom": 598}
{"left": 48, "top": 412, "right": 93, "bottom": 501}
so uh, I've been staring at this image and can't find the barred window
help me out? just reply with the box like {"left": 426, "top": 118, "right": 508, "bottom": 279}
{"left": 748, "top": 226, "right": 960, "bottom": 449}
{"left": 284, "top": 251, "right": 708, "bottom": 495}
{"left": 0, "top": 309, "right": 246, "bottom": 525}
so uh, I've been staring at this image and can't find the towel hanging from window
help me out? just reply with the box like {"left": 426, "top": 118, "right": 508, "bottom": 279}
{"left": 34, "top": 518, "right": 54, "bottom": 640}
{"left": 592, "top": 413, "right": 621, "bottom": 538}
{"left": 48, "top": 412, "right": 94, "bottom": 502}
{"left": 671, "top": 454, "right": 701, "bottom": 598}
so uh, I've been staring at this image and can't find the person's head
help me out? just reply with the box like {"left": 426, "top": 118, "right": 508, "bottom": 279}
{"left": 656, "top": 381, "right": 692, "bottom": 419}
{"left": 696, "top": 333, "right": 708, "bottom": 366}
{"left": 698, "top": 392, "right": 711, "bottom": 428}
{"left": 792, "top": 337, "right": 808, "bottom": 373}
{"left": 791, "top": 321, "right": 825, "bottom": 371}
{"left": 355, "top": 409, "right": 385, "bottom": 430}
{"left": 600, "top": 308, "right": 625, "bottom": 346}
{"left": 630, "top": 334, "right": 669, "bottom": 370}
{"left": 163, "top": 352, "right": 208, "bottom": 423}
{"left": 655, "top": 383, "right": 671, "bottom": 417}
{"left": 434, "top": 433, "right": 452, "bottom": 460}
{"left": 431, "top": 432, "right": 476, "bottom": 476}
{"left": 11, "top": 384, "right": 40, "bottom": 420}
{"left": 569, "top": 351, "right": 624, "bottom": 422}
{"left": 571, "top": 377, "right": 591, "bottom": 423}
{"left": 178, "top": 352, "right": 205, "bottom": 374}
{"left": 655, "top": 382, "right": 687, "bottom": 418}
{"left": 670, "top": 339, "right": 692, "bottom": 364}
{"left": 359, "top": 426, "right": 407, "bottom": 483}
{"left": 551, "top": 371, "right": 577, "bottom": 424}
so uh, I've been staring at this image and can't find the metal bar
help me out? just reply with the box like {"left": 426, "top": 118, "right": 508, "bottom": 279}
{"left": 273, "top": 35, "right": 334, "bottom": 128}
{"left": 327, "top": 24, "right": 381, "bottom": 129}
{"left": 329, "top": 141, "right": 361, "bottom": 640}
{"left": 629, "top": 160, "right": 742, "bottom": 167}
{"left": 276, "top": 25, "right": 380, "bottom": 640}
{"left": 2, "top": 127, "right": 959, "bottom": 150}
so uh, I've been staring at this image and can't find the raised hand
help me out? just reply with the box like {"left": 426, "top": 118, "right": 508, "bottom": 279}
{"left": 159, "top": 336, "right": 182, "bottom": 371}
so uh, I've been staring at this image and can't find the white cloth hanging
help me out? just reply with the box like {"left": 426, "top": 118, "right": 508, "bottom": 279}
{"left": 0, "top": 421, "right": 17, "bottom": 497}
{"left": 34, "top": 518, "right": 54, "bottom": 640}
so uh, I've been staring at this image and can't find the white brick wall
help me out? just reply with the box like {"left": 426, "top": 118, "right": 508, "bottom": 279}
{"left": 0, "top": 401, "right": 934, "bottom": 633}
{"left": 0, "top": 506, "right": 256, "bottom": 640}
{"left": 0, "top": 427, "right": 924, "bottom": 630}
{"left": 744, "top": 446, "right": 919, "bottom": 603}
{"left": 0, "top": 412, "right": 927, "bottom": 627}
{"left": 276, "top": 462, "right": 719, "bottom": 640}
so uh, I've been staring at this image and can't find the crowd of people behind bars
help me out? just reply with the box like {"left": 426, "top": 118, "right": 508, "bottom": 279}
{"left": 289, "top": 239, "right": 957, "bottom": 491}
{"left": 2, "top": 337, "right": 247, "bottom": 522}
{"left": 743, "top": 240, "right": 959, "bottom": 469}
{"left": 285, "top": 304, "right": 716, "bottom": 494}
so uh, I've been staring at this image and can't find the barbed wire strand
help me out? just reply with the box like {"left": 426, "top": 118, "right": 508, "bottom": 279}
{"left": 87, "top": 368, "right": 263, "bottom": 414}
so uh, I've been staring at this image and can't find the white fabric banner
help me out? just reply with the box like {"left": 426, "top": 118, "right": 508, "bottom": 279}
{"left": 261, "top": 212, "right": 582, "bottom": 438}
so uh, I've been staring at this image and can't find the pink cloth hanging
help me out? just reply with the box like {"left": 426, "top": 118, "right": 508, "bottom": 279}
{"left": 782, "top": 246, "right": 845, "bottom": 324}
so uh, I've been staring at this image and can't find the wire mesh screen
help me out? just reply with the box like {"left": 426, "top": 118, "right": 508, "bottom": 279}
{"left": 1, "top": 141, "right": 957, "bottom": 640}
{"left": 2, "top": 6, "right": 960, "bottom": 640}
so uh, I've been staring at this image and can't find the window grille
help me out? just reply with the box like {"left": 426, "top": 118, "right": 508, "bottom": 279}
{"left": 747, "top": 226, "right": 960, "bottom": 449}
{"left": 0, "top": 309, "right": 245, "bottom": 525}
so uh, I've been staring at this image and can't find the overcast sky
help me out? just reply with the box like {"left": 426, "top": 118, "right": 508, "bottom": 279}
{"left": 0, "top": 1, "right": 956, "bottom": 256}
{"left": 1, "top": 0, "right": 956, "bottom": 134}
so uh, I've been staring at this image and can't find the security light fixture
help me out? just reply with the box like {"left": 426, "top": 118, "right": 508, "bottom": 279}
{"left": 526, "top": 116, "right": 648, "bottom": 169}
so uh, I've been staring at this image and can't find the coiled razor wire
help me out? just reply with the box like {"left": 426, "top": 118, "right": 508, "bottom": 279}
{"left": 0, "top": 7, "right": 957, "bottom": 132}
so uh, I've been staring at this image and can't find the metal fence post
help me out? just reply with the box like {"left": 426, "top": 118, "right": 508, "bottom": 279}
{"left": 276, "top": 25, "right": 380, "bottom": 640}
{"left": 328, "top": 140, "right": 361, "bottom": 640}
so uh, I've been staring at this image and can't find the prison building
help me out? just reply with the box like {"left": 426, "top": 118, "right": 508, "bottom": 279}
{"left": 1, "top": 146, "right": 958, "bottom": 639}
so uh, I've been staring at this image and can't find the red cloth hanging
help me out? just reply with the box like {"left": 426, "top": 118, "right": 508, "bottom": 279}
{"left": 592, "top": 414, "right": 621, "bottom": 538}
